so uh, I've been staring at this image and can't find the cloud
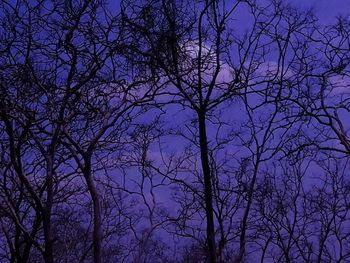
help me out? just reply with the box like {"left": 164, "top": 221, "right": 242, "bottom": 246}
{"left": 328, "top": 75, "right": 350, "bottom": 95}
{"left": 180, "top": 40, "right": 236, "bottom": 85}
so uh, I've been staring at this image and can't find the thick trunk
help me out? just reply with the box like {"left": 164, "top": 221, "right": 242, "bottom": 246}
{"left": 83, "top": 155, "right": 102, "bottom": 263}
{"left": 198, "top": 113, "right": 216, "bottom": 263}
{"left": 42, "top": 216, "right": 53, "bottom": 263}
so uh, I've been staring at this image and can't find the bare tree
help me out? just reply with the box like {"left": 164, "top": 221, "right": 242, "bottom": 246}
{"left": 0, "top": 1, "right": 349, "bottom": 263}
{"left": 122, "top": 0, "right": 314, "bottom": 261}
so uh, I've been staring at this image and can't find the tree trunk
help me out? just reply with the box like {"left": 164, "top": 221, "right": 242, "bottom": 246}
{"left": 238, "top": 159, "right": 260, "bottom": 262}
{"left": 198, "top": 112, "right": 216, "bottom": 263}
{"left": 83, "top": 155, "right": 102, "bottom": 263}
{"left": 43, "top": 158, "right": 54, "bottom": 263}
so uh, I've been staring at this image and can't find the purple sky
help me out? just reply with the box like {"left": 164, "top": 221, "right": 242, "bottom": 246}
{"left": 288, "top": 0, "right": 349, "bottom": 22}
